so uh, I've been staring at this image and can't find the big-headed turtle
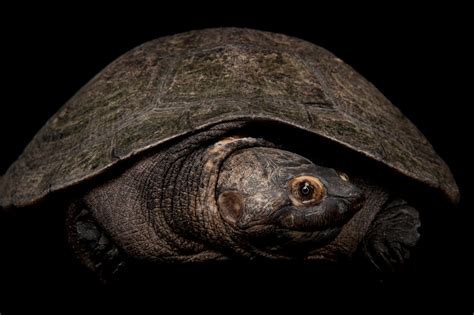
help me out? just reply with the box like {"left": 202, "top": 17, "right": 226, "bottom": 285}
{"left": 0, "top": 28, "right": 459, "bottom": 278}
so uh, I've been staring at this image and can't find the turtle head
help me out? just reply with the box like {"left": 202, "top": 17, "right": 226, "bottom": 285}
{"left": 216, "top": 147, "right": 365, "bottom": 256}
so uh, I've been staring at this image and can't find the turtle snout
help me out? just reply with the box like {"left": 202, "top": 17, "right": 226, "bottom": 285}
{"left": 339, "top": 183, "right": 365, "bottom": 216}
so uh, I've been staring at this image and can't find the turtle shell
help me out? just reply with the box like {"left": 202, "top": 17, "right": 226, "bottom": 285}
{"left": 0, "top": 28, "right": 459, "bottom": 207}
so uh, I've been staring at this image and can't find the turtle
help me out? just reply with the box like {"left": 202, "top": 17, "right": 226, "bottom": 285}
{"left": 0, "top": 28, "right": 459, "bottom": 280}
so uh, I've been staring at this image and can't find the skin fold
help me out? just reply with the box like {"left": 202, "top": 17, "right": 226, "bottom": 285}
{"left": 67, "top": 123, "right": 420, "bottom": 278}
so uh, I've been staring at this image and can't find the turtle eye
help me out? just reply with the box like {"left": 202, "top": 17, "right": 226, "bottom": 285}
{"left": 299, "top": 182, "right": 313, "bottom": 196}
{"left": 289, "top": 176, "right": 325, "bottom": 206}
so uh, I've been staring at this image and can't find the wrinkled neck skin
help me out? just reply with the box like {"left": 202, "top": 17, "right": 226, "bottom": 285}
{"left": 82, "top": 122, "right": 271, "bottom": 262}
{"left": 160, "top": 132, "right": 276, "bottom": 259}
{"left": 82, "top": 122, "right": 384, "bottom": 263}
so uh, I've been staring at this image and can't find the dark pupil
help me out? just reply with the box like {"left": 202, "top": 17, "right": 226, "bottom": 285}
{"left": 300, "top": 182, "right": 313, "bottom": 196}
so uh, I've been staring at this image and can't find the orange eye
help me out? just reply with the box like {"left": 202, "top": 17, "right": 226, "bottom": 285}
{"left": 288, "top": 176, "right": 325, "bottom": 207}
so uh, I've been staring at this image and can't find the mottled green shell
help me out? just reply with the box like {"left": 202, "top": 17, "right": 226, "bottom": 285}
{"left": 0, "top": 28, "right": 459, "bottom": 207}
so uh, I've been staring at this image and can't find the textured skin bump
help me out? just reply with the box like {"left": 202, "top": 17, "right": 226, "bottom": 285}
{"left": 78, "top": 124, "right": 276, "bottom": 262}
{"left": 0, "top": 28, "right": 459, "bottom": 207}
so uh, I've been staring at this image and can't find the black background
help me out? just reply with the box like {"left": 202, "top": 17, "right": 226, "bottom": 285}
{"left": 0, "top": 5, "right": 472, "bottom": 313}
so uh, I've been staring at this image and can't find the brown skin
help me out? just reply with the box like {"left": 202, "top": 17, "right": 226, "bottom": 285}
{"left": 0, "top": 29, "right": 442, "bottom": 280}
{"left": 216, "top": 147, "right": 365, "bottom": 256}
{"left": 67, "top": 125, "right": 420, "bottom": 278}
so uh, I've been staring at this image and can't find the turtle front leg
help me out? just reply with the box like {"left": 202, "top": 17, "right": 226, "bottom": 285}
{"left": 66, "top": 200, "right": 127, "bottom": 281}
{"left": 361, "top": 199, "right": 421, "bottom": 271}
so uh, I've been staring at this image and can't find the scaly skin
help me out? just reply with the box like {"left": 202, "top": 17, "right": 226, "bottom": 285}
{"left": 67, "top": 123, "right": 421, "bottom": 278}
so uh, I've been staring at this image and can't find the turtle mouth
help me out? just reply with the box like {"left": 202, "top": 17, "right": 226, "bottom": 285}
{"left": 239, "top": 212, "right": 350, "bottom": 252}
{"left": 236, "top": 195, "right": 364, "bottom": 252}
{"left": 239, "top": 195, "right": 364, "bottom": 233}
{"left": 241, "top": 218, "right": 346, "bottom": 233}
{"left": 242, "top": 224, "right": 344, "bottom": 254}
{"left": 274, "top": 225, "right": 343, "bottom": 249}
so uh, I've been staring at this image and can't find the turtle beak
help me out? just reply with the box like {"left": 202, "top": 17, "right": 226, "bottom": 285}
{"left": 332, "top": 185, "right": 366, "bottom": 218}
